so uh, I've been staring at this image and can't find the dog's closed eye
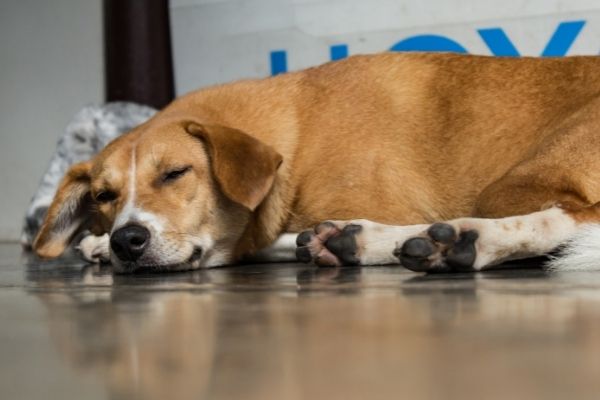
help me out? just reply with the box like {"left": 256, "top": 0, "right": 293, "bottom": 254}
{"left": 162, "top": 166, "right": 191, "bottom": 183}
{"left": 95, "top": 190, "right": 117, "bottom": 203}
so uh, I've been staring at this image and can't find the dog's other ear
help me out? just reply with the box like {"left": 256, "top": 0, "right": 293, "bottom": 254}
{"left": 186, "top": 123, "right": 283, "bottom": 211}
{"left": 33, "top": 161, "right": 93, "bottom": 258}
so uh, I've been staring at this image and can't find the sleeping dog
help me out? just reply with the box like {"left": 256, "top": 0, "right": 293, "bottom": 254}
{"left": 31, "top": 53, "right": 600, "bottom": 273}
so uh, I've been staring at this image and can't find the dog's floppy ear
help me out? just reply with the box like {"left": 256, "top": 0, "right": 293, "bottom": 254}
{"left": 33, "top": 161, "right": 94, "bottom": 258}
{"left": 186, "top": 123, "right": 283, "bottom": 211}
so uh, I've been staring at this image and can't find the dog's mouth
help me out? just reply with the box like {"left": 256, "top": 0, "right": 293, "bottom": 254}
{"left": 115, "top": 247, "right": 204, "bottom": 274}
{"left": 188, "top": 247, "right": 204, "bottom": 264}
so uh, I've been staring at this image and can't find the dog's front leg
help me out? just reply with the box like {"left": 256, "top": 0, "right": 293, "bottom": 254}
{"left": 247, "top": 233, "right": 300, "bottom": 263}
{"left": 296, "top": 220, "right": 429, "bottom": 267}
{"left": 396, "top": 206, "right": 578, "bottom": 272}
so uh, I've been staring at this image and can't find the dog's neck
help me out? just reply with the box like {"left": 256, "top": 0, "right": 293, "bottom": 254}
{"left": 232, "top": 166, "right": 294, "bottom": 259}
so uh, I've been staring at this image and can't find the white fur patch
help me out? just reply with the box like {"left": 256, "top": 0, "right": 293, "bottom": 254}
{"left": 112, "top": 146, "right": 167, "bottom": 236}
{"left": 113, "top": 147, "right": 139, "bottom": 231}
{"left": 357, "top": 220, "right": 429, "bottom": 265}
{"left": 460, "top": 207, "right": 578, "bottom": 269}
{"left": 77, "top": 233, "right": 110, "bottom": 263}
{"left": 251, "top": 233, "right": 298, "bottom": 262}
{"left": 546, "top": 224, "right": 600, "bottom": 272}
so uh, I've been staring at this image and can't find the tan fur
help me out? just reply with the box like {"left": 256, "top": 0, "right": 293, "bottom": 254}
{"left": 34, "top": 161, "right": 93, "bottom": 258}
{"left": 33, "top": 52, "right": 600, "bottom": 267}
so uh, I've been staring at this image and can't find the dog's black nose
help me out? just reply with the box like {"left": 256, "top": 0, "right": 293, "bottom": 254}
{"left": 110, "top": 224, "right": 150, "bottom": 262}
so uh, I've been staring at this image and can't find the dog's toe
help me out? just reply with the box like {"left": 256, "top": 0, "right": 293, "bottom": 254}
{"left": 295, "top": 222, "right": 342, "bottom": 266}
{"left": 396, "top": 237, "right": 437, "bottom": 272}
{"left": 324, "top": 224, "right": 362, "bottom": 266}
{"left": 397, "top": 237, "right": 436, "bottom": 258}
{"left": 296, "top": 230, "right": 314, "bottom": 247}
{"left": 446, "top": 230, "right": 478, "bottom": 271}
{"left": 295, "top": 245, "right": 313, "bottom": 263}
{"left": 427, "top": 223, "right": 457, "bottom": 244}
{"left": 315, "top": 221, "right": 340, "bottom": 236}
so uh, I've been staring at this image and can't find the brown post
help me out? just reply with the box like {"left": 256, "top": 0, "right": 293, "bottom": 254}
{"left": 103, "top": 0, "right": 175, "bottom": 109}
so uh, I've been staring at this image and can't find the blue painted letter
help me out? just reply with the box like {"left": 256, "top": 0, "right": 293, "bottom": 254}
{"left": 390, "top": 34, "right": 468, "bottom": 53}
{"left": 270, "top": 50, "right": 288, "bottom": 75}
{"left": 330, "top": 44, "right": 349, "bottom": 61}
{"left": 541, "top": 21, "right": 585, "bottom": 57}
{"left": 478, "top": 28, "right": 520, "bottom": 56}
{"left": 479, "top": 20, "right": 585, "bottom": 57}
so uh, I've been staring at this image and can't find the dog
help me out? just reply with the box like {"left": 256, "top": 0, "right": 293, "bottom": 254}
{"left": 31, "top": 52, "right": 600, "bottom": 273}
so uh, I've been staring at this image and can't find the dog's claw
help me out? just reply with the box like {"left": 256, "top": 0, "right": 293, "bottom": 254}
{"left": 296, "top": 230, "right": 314, "bottom": 247}
{"left": 296, "top": 246, "right": 313, "bottom": 263}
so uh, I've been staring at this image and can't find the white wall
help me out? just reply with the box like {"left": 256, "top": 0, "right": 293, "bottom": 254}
{"left": 170, "top": 0, "right": 600, "bottom": 93}
{"left": 0, "top": 0, "right": 104, "bottom": 240}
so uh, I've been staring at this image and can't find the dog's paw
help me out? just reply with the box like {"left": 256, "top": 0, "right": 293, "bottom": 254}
{"left": 77, "top": 234, "right": 110, "bottom": 264}
{"left": 296, "top": 221, "right": 364, "bottom": 267}
{"left": 394, "top": 223, "right": 479, "bottom": 273}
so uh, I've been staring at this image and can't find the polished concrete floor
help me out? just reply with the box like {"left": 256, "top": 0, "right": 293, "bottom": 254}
{"left": 2, "top": 243, "right": 600, "bottom": 399}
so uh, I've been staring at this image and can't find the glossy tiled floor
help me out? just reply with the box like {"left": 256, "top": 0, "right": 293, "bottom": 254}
{"left": 2, "top": 243, "right": 600, "bottom": 399}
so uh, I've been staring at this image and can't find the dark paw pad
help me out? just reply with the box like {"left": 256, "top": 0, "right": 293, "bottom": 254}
{"left": 324, "top": 224, "right": 362, "bottom": 266}
{"left": 396, "top": 223, "right": 478, "bottom": 273}
{"left": 445, "top": 230, "right": 479, "bottom": 270}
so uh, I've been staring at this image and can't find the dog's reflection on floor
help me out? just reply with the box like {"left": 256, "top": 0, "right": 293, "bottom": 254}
{"left": 27, "top": 265, "right": 216, "bottom": 400}
{"left": 25, "top": 264, "right": 600, "bottom": 400}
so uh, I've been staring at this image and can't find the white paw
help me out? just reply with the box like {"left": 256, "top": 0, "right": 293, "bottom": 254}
{"left": 76, "top": 234, "right": 110, "bottom": 263}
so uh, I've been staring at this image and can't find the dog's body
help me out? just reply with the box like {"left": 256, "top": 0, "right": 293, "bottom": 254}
{"left": 32, "top": 53, "right": 600, "bottom": 272}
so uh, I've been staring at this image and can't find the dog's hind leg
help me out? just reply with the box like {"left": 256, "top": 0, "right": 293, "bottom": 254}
{"left": 296, "top": 205, "right": 600, "bottom": 272}
{"left": 396, "top": 205, "right": 583, "bottom": 272}
{"left": 297, "top": 96, "right": 600, "bottom": 270}
{"left": 395, "top": 97, "right": 600, "bottom": 272}
{"left": 295, "top": 147, "right": 600, "bottom": 270}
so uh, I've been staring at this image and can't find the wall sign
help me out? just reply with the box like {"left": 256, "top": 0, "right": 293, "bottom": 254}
{"left": 170, "top": 3, "right": 600, "bottom": 94}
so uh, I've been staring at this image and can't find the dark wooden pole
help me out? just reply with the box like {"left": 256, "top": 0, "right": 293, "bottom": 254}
{"left": 103, "top": 0, "right": 175, "bottom": 109}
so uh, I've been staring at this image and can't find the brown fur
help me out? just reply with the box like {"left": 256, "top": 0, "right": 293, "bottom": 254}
{"left": 33, "top": 52, "right": 600, "bottom": 264}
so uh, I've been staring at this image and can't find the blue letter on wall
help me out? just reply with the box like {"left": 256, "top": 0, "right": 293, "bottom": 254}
{"left": 479, "top": 20, "right": 585, "bottom": 57}
{"left": 270, "top": 50, "right": 288, "bottom": 75}
{"left": 390, "top": 34, "right": 468, "bottom": 53}
{"left": 330, "top": 44, "right": 349, "bottom": 61}
{"left": 269, "top": 20, "right": 586, "bottom": 75}
{"left": 541, "top": 20, "right": 586, "bottom": 56}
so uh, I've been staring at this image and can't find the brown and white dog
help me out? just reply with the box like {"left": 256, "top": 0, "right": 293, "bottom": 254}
{"left": 32, "top": 52, "right": 600, "bottom": 273}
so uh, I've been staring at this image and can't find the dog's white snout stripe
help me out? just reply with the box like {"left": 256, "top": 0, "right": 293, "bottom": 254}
{"left": 113, "top": 147, "right": 138, "bottom": 231}
{"left": 112, "top": 146, "right": 165, "bottom": 234}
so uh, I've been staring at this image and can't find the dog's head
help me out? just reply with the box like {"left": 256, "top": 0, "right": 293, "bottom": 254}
{"left": 32, "top": 118, "right": 283, "bottom": 272}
